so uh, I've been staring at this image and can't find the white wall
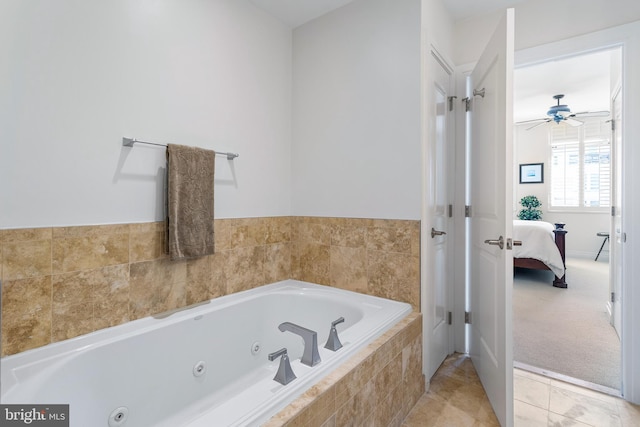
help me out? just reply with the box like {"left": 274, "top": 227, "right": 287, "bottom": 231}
{"left": 291, "top": 0, "right": 422, "bottom": 219}
{"left": 0, "top": 0, "right": 292, "bottom": 229}
{"left": 423, "top": 0, "right": 455, "bottom": 58}
{"left": 453, "top": 0, "right": 640, "bottom": 66}
{"left": 514, "top": 124, "right": 609, "bottom": 258}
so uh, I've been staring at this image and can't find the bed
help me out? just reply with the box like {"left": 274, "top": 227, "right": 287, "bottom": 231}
{"left": 513, "top": 220, "right": 567, "bottom": 288}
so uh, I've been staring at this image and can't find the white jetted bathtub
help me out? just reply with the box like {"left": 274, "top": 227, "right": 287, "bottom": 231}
{"left": 1, "top": 280, "right": 412, "bottom": 427}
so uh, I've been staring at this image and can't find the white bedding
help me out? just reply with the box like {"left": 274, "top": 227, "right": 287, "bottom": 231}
{"left": 513, "top": 220, "right": 565, "bottom": 277}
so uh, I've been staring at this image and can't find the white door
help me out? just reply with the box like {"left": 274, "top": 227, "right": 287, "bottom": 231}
{"left": 610, "top": 85, "right": 622, "bottom": 338}
{"left": 468, "top": 9, "right": 514, "bottom": 426}
{"left": 425, "top": 49, "right": 453, "bottom": 379}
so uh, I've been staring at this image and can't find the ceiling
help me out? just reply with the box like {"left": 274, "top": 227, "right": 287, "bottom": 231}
{"left": 249, "top": 0, "right": 527, "bottom": 27}
{"left": 514, "top": 50, "right": 613, "bottom": 123}
{"left": 248, "top": 0, "right": 613, "bottom": 123}
{"left": 248, "top": 0, "right": 356, "bottom": 27}
{"left": 443, "top": 0, "right": 526, "bottom": 21}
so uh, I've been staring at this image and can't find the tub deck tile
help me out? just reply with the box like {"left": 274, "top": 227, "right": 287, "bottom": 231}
{"left": 267, "top": 312, "right": 423, "bottom": 427}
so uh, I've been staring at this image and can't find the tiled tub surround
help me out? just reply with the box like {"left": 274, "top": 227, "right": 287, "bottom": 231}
{"left": 2, "top": 282, "right": 419, "bottom": 426}
{"left": 264, "top": 312, "right": 424, "bottom": 427}
{"left": 292, "top": 217, "right": 420, "bottom": 310}
{"left": 0, "top": 217, "right": 420, "bottom": 356}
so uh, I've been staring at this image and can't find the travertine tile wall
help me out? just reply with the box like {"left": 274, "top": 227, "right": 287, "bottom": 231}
{"left": 291, "top": 217, "right": 420, "bottom": 310}
{"left": 0, "top": 216, "right": 420, "bottom": 357}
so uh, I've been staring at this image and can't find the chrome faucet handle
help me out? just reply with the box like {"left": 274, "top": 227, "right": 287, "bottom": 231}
{"left": 331, "top": 317, "right": 345, "bottom": 328}
{"left": 324, "top": 317, "right": 345, "bottom": 351}
{"left": 268, "top": 348, "right": 296, "bottom": 386}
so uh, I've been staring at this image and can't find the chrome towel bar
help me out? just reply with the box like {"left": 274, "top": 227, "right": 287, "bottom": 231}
{"left": 123, "top": 137, "right": 239, "bottom": 160}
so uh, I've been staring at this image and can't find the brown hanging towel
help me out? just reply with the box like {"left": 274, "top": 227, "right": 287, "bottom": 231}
{"left": 165, "top": 143, "right": 215, "bottom": 260}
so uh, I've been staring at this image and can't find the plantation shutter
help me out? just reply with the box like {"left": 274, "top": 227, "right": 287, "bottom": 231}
{"left": 583, "top": 120, "right": 611, "bottom": 207}
{"left": 550, "top": 126, "right": 580, "bottom": 207}
{"left": 549, "top": 118, "right": 611, "bottom": 209}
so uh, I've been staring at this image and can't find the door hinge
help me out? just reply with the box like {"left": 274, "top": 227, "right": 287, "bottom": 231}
{"left": 462, "top": 97, "right": 471, "bottom": 112}
{"left": 465, "top": 205, "right": 472, "bottom": 218}
{"left": 465, "top": 311, "right": 471, "bottom": 324}
{"left": 611, "top": 206, "right": 616, "bottom": 216}
{"left": 611, "top": 119, "right": 616, "bottom": 131}
{"left": 447, "top": 311, "right": 453, "bottom": 325}
{"left": 448, "top": 96, "right": 457, "bottom": 111}
{"left": 448, "top": 204, "right": 453, "bottom": 218}
{"left": 611, "top": 292, "right": 616, "bottom": 303}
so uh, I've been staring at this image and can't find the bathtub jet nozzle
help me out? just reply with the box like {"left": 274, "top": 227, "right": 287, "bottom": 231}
{"left": 268, "top": 348, "right": 296, "bottom": 386}
{"left": 278, "top": 322, "right": 321, "bottom": 367}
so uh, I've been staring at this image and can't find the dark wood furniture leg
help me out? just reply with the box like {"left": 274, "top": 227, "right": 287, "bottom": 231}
{"left": 595, "top": 232, "right": 609, "bottom": 261}
{"left": 552, "top": 223, "right": 568, "bottom": 288}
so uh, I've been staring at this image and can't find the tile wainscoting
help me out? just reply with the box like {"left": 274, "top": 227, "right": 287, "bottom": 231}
{"left": 0, "top": 216, "right": 420, "bottom": 356}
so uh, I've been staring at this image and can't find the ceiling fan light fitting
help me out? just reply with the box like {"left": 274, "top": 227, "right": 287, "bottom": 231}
{"left": 547, "top": 105, "right": 571, "bottom": 117}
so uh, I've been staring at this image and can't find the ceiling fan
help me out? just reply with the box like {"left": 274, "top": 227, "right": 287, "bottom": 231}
{"left": 517, "top": 94, "right": 609, "bottom": 130}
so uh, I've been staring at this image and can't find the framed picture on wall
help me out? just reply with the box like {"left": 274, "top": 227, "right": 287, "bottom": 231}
{"left": 519, "top": 163, "right": 543, "bottom": 184}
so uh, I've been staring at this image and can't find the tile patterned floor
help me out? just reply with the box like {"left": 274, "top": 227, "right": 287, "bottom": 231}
{"left": 402, "top": 353, "right": 640, "bottom": 426}
{"left": 514, "top": 369, "right": 640, "bottom": 426}
{"left": 402, "top": 353, "right": 500, "bottom": 426}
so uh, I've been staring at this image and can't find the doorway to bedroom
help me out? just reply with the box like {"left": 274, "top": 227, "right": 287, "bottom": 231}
{"left": 512, "top": 47, "right": 622, "bottom": 393}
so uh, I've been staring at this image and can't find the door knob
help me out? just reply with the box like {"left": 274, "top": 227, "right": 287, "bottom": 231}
{"left": 484, "top": 236, "right": 504, "bottom": 249}
{"left": 431, "top": 228, "right": 447, "bottom": 238}
{"left": 506, "top": 238, "right": 522, "bottom": 250}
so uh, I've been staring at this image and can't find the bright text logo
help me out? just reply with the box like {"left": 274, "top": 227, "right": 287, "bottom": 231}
{"left": 1, "top": 405, "right": 69, "bottom": 426}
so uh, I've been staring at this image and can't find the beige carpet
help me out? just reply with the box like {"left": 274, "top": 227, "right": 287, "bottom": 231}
{"left": 513, "top": 257, "right": 621, "bottom": 390}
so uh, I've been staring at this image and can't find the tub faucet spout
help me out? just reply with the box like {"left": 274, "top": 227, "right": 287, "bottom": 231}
{"left": 278, "top": 322, "right": 321, "bottom": 367}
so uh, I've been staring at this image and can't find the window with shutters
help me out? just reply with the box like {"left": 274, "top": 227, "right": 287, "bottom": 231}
{"left": 549, "top": 119, "right": 610, "bottom": 211}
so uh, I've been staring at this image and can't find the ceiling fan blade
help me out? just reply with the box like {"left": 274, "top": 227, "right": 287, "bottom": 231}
{"left": 572, "top": 110, "right": 610, "bottom": 118}
{"left": 564, "top": 117, "right": 583, "bottom": 127}
{"left": 516, "top": 117, "right": 547, "bottom": 125}
{"left": 525, "top": 119, "right": 551, "bottom": 131}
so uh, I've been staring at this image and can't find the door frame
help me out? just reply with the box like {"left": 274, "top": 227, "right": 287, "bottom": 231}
{"left": 452, "top": 20, "right": 640, "bottom": 404}
{"left": 514, "top": 21, "right": 640, "bottom": 404}
{"left": 609, "top": 81, "right": 622, "bottom": 338}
